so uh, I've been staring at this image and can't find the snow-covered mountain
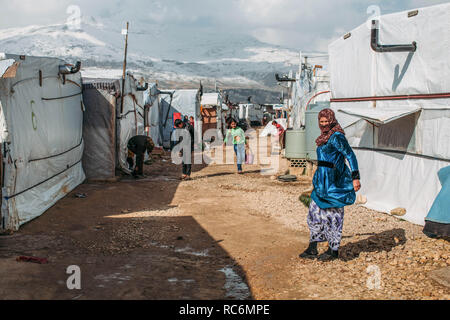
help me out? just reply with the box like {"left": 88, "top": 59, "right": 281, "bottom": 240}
{"left": 0, "top": 16, "right": 302, "bottom": 90}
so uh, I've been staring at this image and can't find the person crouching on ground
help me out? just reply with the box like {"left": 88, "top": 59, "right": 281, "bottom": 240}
{"left": 127, "top": 135, "right": 155, "bottom": 178}
{"left": 173, "top": 119, "right": 195, "bottom": 180}
{"left": 223, "top": 118, "right": 247, "bottom": 174}
{"left": 299, "top": 109, "right": 361, "bottom": 262}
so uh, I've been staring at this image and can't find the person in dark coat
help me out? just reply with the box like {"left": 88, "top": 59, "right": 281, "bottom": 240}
{"left": 172, "top": 119, "right": 195, "bottom": 180}
{"left": 127, "top": 135, "right": 155, "bottom": 178}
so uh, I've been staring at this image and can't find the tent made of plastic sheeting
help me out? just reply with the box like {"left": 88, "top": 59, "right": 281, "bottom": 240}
{"left": 328, "top": 3, "right": 450, "bottom": 226}
{"left": 159, "top": 89, "right": 202, "bottom": 149}
{"left": 290, "top": 68, "right": 331, "bottom": 130}
{"left": 117, "top": 74, "right": 149, "bottom": 173}
{"left": 143, "top": 83, "right": 162, "bottom": 147}
{"left": 337, "top": 106, "right": 422, "bottom": 126}
{"left": 260, "top": 119, "right": 287, "bottom": 138}
{"left": 0, "top": 54, "right": 85, "bottom": 231}
{"left": 82, "top": 79, "right": 120, "bottom": 180}
{"left": 201, "top": 93, "right": 222, "bottom": 107}
{"left": 201, "top": 92, "right": 227, "bottom": 137}
{"left": 82, "top": 75, "right": 151, "bottom": 179}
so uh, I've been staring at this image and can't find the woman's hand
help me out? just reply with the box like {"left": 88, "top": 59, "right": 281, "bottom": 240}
{"left": 353, "top": 180, "right": 361, "bottom": 192}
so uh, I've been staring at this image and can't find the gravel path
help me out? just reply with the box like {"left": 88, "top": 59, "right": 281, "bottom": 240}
{"left": 186, "top": 162, "right": 450, "bottom": 300}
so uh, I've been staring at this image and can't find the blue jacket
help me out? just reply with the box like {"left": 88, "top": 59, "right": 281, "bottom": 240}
{"left": 426, "top": 166, "right": 450, "bottom": 224}
{"left": 311, "top": 132, "right": 360, "bottom": 209}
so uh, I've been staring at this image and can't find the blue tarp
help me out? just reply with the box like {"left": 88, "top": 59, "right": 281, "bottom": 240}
{"left": 426, "top": 166, "right": 450, "bottom": 224}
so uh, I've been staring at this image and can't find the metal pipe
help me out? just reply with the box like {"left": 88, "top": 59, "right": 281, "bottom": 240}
{"left": 331, "top": 92, "right": 450, "bottom": 103}
{"left": 59, "top": 61, "right": 81, "bottom": 74}
{"left": 371, "top": 20, "right": 417, "bottom": 53}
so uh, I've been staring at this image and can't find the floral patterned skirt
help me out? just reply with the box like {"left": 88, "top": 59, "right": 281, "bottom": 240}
{"left": 307, "top": 199, "right": 345, "bottom": 251}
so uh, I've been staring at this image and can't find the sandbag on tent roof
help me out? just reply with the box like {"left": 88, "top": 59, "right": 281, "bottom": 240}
{"left": 328, "top": 3, "right": 450, "bottom": 226}
{"left": 0, "top": 54, "right": 85, "bottom": 231}
{"left": 82, "top": 74, "right": 153, "bottom": 179}
{"left": 159, "top": 89, "right": 202, "bottom": 149}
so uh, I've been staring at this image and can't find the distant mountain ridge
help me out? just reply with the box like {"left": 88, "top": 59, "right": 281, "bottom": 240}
{"left": 0, "top": 16, "right": 303, "bottom": 100}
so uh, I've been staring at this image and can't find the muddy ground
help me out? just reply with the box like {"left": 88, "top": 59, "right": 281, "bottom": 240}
{"left": 0, "top": 149, "right": 449, "bottom": 300}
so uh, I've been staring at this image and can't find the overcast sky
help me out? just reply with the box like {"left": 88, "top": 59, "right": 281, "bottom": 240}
{"left": 0, "top": 0, "right": 448, "bottom": 51}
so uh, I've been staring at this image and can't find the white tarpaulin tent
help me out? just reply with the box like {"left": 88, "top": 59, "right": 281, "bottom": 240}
{"left": 159, "top": 89, "right": 202, "bottom": 149}
{"left": 82, "top": 79, "right": 120, "bottom": 180}
{"left": 117, "top": 73, "right": 149, "bottom": 172}
{"left": 0, "top": 54, "right": 85, "bottom": 231}
{"left": 291, "top": 68, "right": 331, "bottom": 130}
{"left": 260, "top": 119, "right": 287, "bottom": 138}
{"left": 82, "top": 74, "right": 152, "bottom": 178}
{"left": 201, "top": 93, "right": 221, "bottom": 107}
{"left": 201, "top": 92, "right": 227, "bottom": 136}
{"left": 329, "top": 3, "right": 450, "bottom": 226}
{"left": 143, "top": 83, "right": 162, "bottom": 147}
{"left": 337, "top": 106, "right": 422, "bottom": 125}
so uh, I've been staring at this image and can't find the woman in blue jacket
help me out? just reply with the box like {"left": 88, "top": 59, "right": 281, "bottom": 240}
{"left": 300, "top": 109, "right": 361, "bottom": 262}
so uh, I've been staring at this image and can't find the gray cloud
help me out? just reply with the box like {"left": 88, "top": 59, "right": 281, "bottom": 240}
{"left": 0, "top": 0, "right": 448, "bottom": 51}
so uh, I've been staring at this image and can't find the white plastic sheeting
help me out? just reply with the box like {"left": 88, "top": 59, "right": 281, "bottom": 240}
{"left": 355, "top": 149, "right": 448, "bottom": 226}
{"left": 0, "top": 54, "right": 85, "bottom": 231}
{"left": 0, "top": 59, "right": 15, "bottom": 77}
{"left": 159, "top": 89, "right": 202, "bottom": 149}
{"left": 82, "top": 79, "right": 120, "bottom": 180}
{"left": 328, "top": 3, "right": 450, "bottom": 226}
{"left": 143, "top": 83, "right": 162, "bottom": 147}
{"left": 337, "top": 106, "right": 422, "bottom": 125}
{"left": 260, "top": 119, "right": 287, "bottom": 138}
{"left": 330, "top": 3, "right": 450, "bottom": 101}
{"left": 201, "top": 93, "right": 222, "bottom": 107}
{"left": 117, "top": 74, "right": 147, "bottom": 172}
{"left": 82, "top": 77, "right": 157, "bottom": 179}
{"left": 291, "top": 69, "right": 331, "bottom": 130}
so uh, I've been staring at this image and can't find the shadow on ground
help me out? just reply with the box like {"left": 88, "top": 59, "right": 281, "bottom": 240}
{"left": 339, "top": 229, "right": 407, "bottom": 262}
{"left": 0, "top": 156, "right": 253, "bottom": 300}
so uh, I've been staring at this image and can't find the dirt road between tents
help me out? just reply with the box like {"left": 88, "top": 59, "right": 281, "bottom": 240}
{"left": 0, "top": 150, "right": 449, "bottom": 300}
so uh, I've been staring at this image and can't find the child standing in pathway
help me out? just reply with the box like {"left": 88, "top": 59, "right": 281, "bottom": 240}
{"left": 224, "top": 119, "right": 247, "bottom": 174}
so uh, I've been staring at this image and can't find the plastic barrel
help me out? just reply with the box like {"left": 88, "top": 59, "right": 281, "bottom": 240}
{"left": 285, "top": 129, "right": 307, "bottom": 159}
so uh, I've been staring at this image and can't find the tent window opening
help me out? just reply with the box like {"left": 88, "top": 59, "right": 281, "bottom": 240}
{"left": 375, "top": 113, "right": 418, "bottom": 152}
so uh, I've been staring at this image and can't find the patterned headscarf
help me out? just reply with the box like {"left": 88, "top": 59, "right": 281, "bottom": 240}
{"left": 316, "top": 109, "right": 345, "bottom": 147}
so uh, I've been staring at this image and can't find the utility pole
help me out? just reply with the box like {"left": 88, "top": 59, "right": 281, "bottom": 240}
{"left": 299, "top": 51, "right": 302, "bottom": 75}
{"left": 120, "top": 22, "right": 129, "bottom": 114}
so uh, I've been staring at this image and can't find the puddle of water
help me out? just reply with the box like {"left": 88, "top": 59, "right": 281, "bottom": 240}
{"left": 175, "top": 246, "right": 210, "bottom": 257}
{"left": 150, "top": 242, "right": 210, "bottom": 257}
{"left": 168, "top": 278, "right": 196, "bottom": 284}
{"left": 219, "top": 266, "right": 251, "bottom": 300}
{"left": 94, "top": 273, "right": 132, "bottom": 283}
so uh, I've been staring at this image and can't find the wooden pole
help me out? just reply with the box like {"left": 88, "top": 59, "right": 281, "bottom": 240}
{"left": 120, "top": 22, "right": 129, "bottom": 114}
